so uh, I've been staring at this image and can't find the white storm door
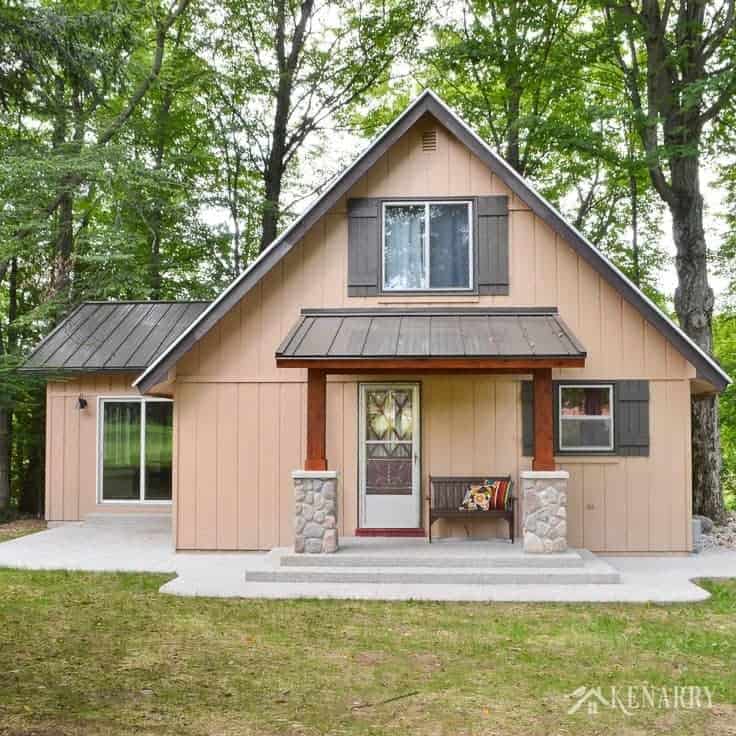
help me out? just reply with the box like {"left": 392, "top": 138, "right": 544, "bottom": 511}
{"left": 359, "top": 384, "right": 421, "bottom": 529}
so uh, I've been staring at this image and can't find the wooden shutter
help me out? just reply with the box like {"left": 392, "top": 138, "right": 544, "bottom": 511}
{"left": 476, "top": 195, "right": 509, "bottom": 295}
{"left": 615, "top": 380, "right": 650, "bottom": 456}
{"left": 347, "top": 198, "right": 380, "bottom": 296}
{"left": 521, "top": 380, "right": 534, "bottom": 456}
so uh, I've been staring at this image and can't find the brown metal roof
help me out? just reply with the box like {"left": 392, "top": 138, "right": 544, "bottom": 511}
{"left": 22, "top": 301, "right": 209, "bottom": 373}
{"left": 276, "top": 308, "right": 586, "bottom": 361}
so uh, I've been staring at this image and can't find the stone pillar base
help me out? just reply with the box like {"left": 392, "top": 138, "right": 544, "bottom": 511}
{"left": 520, "top": 470, "right": 569, "bottom": 553}
{"left": 292, "top": 470, "right": 339, "bottom": 553}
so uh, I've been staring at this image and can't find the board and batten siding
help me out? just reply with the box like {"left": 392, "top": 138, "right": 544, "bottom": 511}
{"left": 37, "top": 115, "right": 693, "bottom": 550}
{"left": 45, "top": 375, "right": 172, "bottom": 521}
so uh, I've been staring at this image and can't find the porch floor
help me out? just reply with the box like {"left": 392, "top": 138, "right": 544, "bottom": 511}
{"left": 1, "top": 516, "right": 734, "bottom": 602}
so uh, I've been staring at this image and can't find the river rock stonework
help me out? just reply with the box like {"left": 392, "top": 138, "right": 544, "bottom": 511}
{"left": 520, "top": 470, "right": 569, "bottom": 553}
{"left": 292, "top": 471, "right": 339, "bottom": 553}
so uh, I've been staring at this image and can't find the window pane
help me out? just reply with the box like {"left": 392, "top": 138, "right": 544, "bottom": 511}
{"left": 366, "top": 389, "right": 413, "bottom": 441}
{"left": 145, "top": 402, "right": 173, "bottom": 500}
{"left": 429, "top": 203, "right": 470, "bottom": 289}
{"left": 561, "top": 418, "right": 612, "bottom": 449}
{"left": 561, "top": 387, "right": 611, "bottom": 417}
{"left": 384, "top": 205, "right": 425, "bottom": 289}
{"left": 102, "top": 402, "right": 141, "bottom": 500}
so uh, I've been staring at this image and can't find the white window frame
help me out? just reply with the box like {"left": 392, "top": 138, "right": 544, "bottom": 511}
{"left": 558, "top": 384, "right": 615, "bottom": 452}
{"left": 381, "top": 200, "right": 474, "bottom": 292}
{"left": 97, "top": 396, "right": 174, "bottom": 504}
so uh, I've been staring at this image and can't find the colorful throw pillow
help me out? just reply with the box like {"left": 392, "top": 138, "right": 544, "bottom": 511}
{"left": 459, "top": 480, "right": 512, "bottom": 511}
{"left": 486, "top": 479, "right": 511, "bottom": 511}
{"left": 459, "top": 484, "right": 492, "bottom": 511}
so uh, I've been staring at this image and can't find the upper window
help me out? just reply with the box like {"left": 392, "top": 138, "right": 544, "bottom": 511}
{"left": 99, "top": 398, "right": 173, "bottom": 502}
{"left": 382, "top": 201, "right": 472, "bottom": 291}
{"left": 558, "top": 385, "right": 614, "bottom": 452}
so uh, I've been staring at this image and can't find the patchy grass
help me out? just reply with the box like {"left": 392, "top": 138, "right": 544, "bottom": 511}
{"left": 0, "top": 571, "right": 735, "bottom": 735}
{"left": 0, "top": 517, "right": 46, "bottom": 543}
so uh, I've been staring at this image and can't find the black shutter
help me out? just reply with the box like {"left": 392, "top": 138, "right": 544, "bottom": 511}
{"left": 476, "top": 195, "right": 509, "bottom": 295}
{"left": 615, "top": 380, "right": 650, "bottom": 456}
{"left": 347, "top": 198, "right": 380, "bottom": 296}
{"left": 521, "top": 380, "right": 534, "bottom": 456}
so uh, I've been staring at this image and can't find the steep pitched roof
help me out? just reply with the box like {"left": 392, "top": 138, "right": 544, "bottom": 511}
{"left": 23, "top": 301, "right": 209, "bottom": 372}
{"left": 134, "top": 90, "right": 730, "bottom": 392}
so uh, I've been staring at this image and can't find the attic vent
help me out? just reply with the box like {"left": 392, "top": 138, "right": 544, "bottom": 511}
{"left": 422, "top": 129, "right": 437, "bottom": 151}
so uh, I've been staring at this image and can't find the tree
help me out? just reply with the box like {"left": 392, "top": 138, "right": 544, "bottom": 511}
{"left": 0, "top": 0, "right": 193, "bottom": 513}
{"left": 602, "top": 0, "right": 736, "bottom": 521}
{"left": 422, "top": 0, "right": 586, "bottom": 179}
{"left": 212, "top": 0, "right": 429, "bottom": 252}
{"left": 355, "top": 1, "right": 668, "bottom": 299}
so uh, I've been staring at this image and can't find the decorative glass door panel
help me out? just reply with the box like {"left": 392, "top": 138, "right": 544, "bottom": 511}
{"left": 360, "top": 384, "right": 420, "bottom": 528}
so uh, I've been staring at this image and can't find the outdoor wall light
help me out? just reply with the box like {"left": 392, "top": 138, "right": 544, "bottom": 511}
{"left": 76, "top": 396, "right": 88, "bottom": 410}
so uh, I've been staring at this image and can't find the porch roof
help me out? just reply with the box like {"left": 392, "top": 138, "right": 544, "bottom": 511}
{"left": 276, "top": 307, "right": 586, "bottom": 370}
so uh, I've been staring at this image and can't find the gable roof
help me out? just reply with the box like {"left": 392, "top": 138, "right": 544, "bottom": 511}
{"left": 23, "top": 301, "right": 209, "bottom": 373}
{"left": 134, "top": 89, "right": 730, "bottom": 393}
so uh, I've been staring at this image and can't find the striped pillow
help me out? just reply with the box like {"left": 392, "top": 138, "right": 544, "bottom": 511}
{"left": 485, "top": 479, "right": 511, "bottom": 511}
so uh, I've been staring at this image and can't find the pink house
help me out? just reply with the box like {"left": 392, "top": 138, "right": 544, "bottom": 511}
{"left": 24, "top": 91, "right": 729, "bottom": 556}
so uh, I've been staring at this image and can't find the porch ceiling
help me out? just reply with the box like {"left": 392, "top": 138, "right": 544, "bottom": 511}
{"left": 276, "top": 307, "right": 586, "bottom": 370}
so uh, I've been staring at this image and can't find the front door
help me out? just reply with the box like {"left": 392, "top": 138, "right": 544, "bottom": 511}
{"left": 359, "top": 383, "right": 421, "bottom": 529}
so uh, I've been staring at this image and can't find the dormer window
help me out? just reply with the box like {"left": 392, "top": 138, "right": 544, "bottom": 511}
{"left": 382, "top": 201, "right": 472, "bottom": 291}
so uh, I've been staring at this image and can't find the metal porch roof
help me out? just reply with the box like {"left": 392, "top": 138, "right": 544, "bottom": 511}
{"left": 23, "top": 301, "right": 210, "bottom": 373}
{"left": 276, "top": 308, "right": 586, "bottom": 361}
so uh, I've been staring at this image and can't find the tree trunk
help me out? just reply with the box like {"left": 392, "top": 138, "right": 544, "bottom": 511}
{"left": 18, "top": 399, "right": 45, "bottom": 517}
{"left": 505, "top": 82, "right": 522, "bottom": 174}
{"left": 260, "top": 166, "right": 283, "bottom": 251}
{"left": 53, "top": 187, "right": 74, "bottom": 298}
{"left": 629, "top": 171, "right": 641, "bottom": 286}
{"left": 692, "top": 396, "right": 723, "bottom": 521}
{"left": 0, "top": 321, "right": 8, "bottom": 513}
{"left": 670, "top": 158, "right": 725, "bottom": 522}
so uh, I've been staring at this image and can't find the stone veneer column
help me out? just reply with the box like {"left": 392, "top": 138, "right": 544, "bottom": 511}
{"left": 292, "top": 470, "right": 339, "bottom": 553}
{"left": 520, "top": 470, "right": 569, "bottom": 553}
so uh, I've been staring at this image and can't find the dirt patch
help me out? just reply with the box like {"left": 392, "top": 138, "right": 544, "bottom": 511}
{"left": 409, "top": 652, "right": 442, "bottom": 672}
{"left": 0, "top": 518, "right": 46, "bottom": 543}
{"left": 354, "top": 650, "right": 388, "bottom": 665}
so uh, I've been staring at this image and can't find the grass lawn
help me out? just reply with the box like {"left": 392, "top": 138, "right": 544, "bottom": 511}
{"left": 0, "top": 518, "right": 46, "bottom": 543}
{"left": 1, "top": 571, "right": 735, "bottom": 735}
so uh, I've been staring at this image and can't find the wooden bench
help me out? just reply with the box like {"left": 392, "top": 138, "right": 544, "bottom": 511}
{"left": 428, "top": 476, "right": 516, "bottom": 543}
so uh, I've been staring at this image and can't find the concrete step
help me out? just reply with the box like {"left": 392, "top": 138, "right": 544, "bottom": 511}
{"left": 246, "top": 564, "right": 621, "bottom": 586}
{"left": 278, "top": 551, "right": 585, "bottom": 569}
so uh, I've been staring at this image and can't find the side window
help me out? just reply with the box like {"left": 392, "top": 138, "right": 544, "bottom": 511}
{"left": 522, "top": 380, "right": 648, "bottom": 457}
{"left": 558, "top": 385, "right": 614, "bottom": 452}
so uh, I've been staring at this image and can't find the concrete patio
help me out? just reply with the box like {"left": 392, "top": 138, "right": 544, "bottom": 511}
{"left": 0, "top": 515, "right": 734, "bottom": 602}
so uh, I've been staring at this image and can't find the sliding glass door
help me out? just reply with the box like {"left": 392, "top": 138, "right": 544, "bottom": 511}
{"left": 100, "top": 398, "right": 173, "bottom": 503}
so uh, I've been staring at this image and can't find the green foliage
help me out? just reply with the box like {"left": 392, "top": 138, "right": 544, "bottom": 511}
{"left": 714, "top": 314, "right": 736, "bottom": 511}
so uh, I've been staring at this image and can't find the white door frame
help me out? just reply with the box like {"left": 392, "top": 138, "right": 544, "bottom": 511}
{"left": 358, "top": 382, "right": 421, "bottom": 529}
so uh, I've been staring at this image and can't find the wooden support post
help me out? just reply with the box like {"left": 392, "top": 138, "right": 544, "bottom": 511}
{"left": 305, "top": 368, "right": 327, "bottom": 471}
{"left": 532, "top": 367, "right": 555, "bottom": 471}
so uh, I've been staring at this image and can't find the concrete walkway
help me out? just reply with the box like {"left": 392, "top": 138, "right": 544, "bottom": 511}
{"left": 0, "top": 516, "right": 734, "bottom": 603}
